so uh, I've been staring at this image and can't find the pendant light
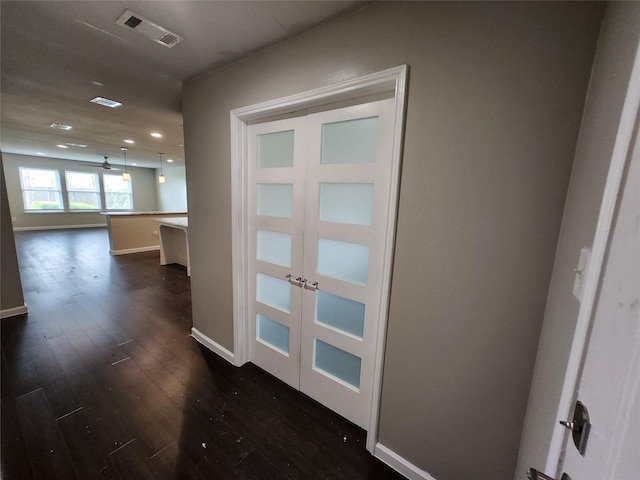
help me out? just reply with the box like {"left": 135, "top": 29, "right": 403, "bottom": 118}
{"left": 158, "top": 152, "right": 166, "bottom": 184}
{"left": 121, "top": 147, "right": 131, "bottom": 181}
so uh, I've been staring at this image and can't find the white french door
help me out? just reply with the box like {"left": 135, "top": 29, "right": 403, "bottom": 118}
{"left": 246, "top": 98, "right": 396, "bottom": 429}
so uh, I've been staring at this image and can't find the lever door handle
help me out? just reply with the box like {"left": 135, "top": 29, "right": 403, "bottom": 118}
{"left": 303, "top": 280, "right": 318, "bottom": 291}
{"left": 286, "top": 274, "right": 303, "bottom": 287}
{"left": 559, "top": 400, "right": 591, "bottom": 456}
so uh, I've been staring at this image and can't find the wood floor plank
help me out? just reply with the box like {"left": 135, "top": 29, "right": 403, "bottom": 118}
{"left": 108, "top": 439, "right": 158, "bottom": 480}
{"left": 14, "top": 388, "right": 78, "bottom": 480}
{"left": 56, "top": 406, "right": 113, "bottom": 478}
{"left": 1, "top": 356, "right": 34, "bottom": 480}
{"left": 148, "top": 442, "right": 205, "bottom": 480}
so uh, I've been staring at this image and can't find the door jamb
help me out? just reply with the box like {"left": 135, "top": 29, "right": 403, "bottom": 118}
{"left": 545, "top": 39, "right": 640, "bottom": 475}
{"left": 230, "top": 65, "right": 408, "bottom": 453}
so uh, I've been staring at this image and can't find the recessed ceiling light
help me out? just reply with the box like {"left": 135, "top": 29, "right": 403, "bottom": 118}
{"left": 123, "top": 139, "right": 135, "bottom": 144}
{"left": 90, "top": 96, "right": 122, "bottom": 108}
{"left": 92, "top": 81, "right": 104, "bottom": 87}
{"left": 179, "top": 144, "right": 184, "bottom": 147}
{"left": 167, "top": 158, "right": 174, "bottom": 163}
{"left": 56, "top": 144, "right": 69, "bottom": 149}
{"left": 150, "top": 132, "right": 162, "bottom": 138}
{"left": 65, "top": 143, "right": 87, "bottom": 148}
{"left": 50, "top": 122, "right": 73, "bottom": 130}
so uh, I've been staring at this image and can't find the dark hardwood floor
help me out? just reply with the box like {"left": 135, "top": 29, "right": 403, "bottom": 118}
{"left": 1, "top": 228, "right": 405, "bottom": 480}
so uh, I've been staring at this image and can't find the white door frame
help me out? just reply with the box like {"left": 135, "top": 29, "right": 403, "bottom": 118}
{"left": 230, "top": 65, "right": 408, "bottom": 452}
{"left": 545, "top": 39, "right": 640, "bottom": 475}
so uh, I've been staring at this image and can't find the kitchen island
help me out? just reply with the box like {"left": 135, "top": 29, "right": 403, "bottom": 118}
{"left": 154, "top": 216, "right": 190, "bottom": 275}
{"left": 103, "top": 212, "right": 187, "bottom": 256}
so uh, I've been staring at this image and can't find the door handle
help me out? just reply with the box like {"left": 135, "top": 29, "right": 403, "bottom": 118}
{"left": 303, "top": 279, "right": 318, "bottom": 291}
{"left": 527, "top": 468, "right": 572, "bottom": 480}
{"left": 286, "top": 274, "right": 303, "bottom": 287}
{"left": 559, "top": 400, "right": 591, "bottom": 456}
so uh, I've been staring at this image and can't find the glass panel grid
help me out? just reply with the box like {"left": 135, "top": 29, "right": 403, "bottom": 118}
{"left": 256, "top": 273, "right": 291, "bottom": 313}
{"left": 316, "top": 291, "right": 365, "bottom": 338}
{"left": 319, "top": 183, "right": 373, "bottom": 225}
{"left": 321, "top": 116, "right": 379, "bottom": 164}
{"left": 314, "top": 339, "right": 361, "bottom": 389}
{"left": 317, "top": 238, "right": 369, "bottom": 284}
{"left": 103, "top": 174, "right": 133, "bottom": 210}
{"left": 258, "top": 130, "right": 294, "bottom": 168}
{"left": 257, "top": 230, "right": 291, "bottom": 267}
{"left": 257, "top": 314, "right": 289, "bottom": 355}
{"left": 66, "top": 171, "right": 101, "bottom": 210}
{"left": 19, "top": 167, "right": 63, "bottom": 210}
{"left": 257, "top": 183, "right": 293, "bottom": 218}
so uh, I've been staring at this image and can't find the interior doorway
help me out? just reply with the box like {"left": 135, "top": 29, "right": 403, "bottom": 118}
{"left": 230, "top": 66, "right": 407, "bottom": 451}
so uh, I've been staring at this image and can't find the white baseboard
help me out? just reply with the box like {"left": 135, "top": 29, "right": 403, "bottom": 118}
{"left": 191, "top": 327, "right": 236, "bottom": 365}
{"left": 1, "top": 303, "right": 29, "bottom": 319}
{"left": 13, "top": 224, "right": 106, "bottom": 231}
{"left": 375, "top": 443, "right": 437, "bottom": 480}
{"left": 110, "top": 245, "right": 160, "bottom": 256}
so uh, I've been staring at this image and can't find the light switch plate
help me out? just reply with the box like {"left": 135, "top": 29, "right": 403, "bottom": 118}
{"left": 572, "top": 247, "right": 591, "bottom": 301}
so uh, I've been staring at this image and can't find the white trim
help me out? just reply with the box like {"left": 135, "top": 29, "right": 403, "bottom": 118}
{"left": 367, "top": 65, "right": 408, "bottom": 453}
{"left": 231, "top": 107, "right": 250, "bottom": 367}
{"left": 230, "top": 65, "right": 408, "bottom": 452}
{"left": 545, "top": 37, "right": 640, "bottom": 474}
{"left": 109, "top": 245, "right": 160, "bottom": 256}
{"left": 191, "top": 327, "right": 236, "bottom": 365}
{"left": 13, "top": 223, "right": 106, "bottom": 231}
{"left": 1, "top": 303, "right": 29, "bottom": 319}
{"left": 374, "top": 443, "right": 437, "bottom": 480}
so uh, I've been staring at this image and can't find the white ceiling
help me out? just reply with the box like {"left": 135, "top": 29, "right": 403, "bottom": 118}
{"left": 1, "top": 1, "right": 363, "bottom": 169}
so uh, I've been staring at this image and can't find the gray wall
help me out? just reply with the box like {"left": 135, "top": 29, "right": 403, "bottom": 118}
{"left": 1, "top": 156, "right": 25, "bottom": 313}
{"left": 3, "top": 153, "right": 159, "bottom": 230}
{"left": 182, "top": 3, "right": 603, "bottom": 479}
{"left": 156, "top": 164, "right": 188, "bottom": 212}
{"left": 516, "top": 3, "right": 640, "bottom": 477}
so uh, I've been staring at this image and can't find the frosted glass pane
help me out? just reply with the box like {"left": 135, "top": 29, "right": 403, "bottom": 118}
{"left": 314, "top": 339, "right": 361, "bottom": 389}
{"left": 319, "top": 183, "right": 373, "bottom": 225}
{"left": 257, "top": 184, "right": 293, "bottom": 218}
{"left": 316, "top": 291, "right": 365, "bottom": 338}
{"left": 258, "top": 130, "right": 294, "bottom": 168}
{"left": 256, "top": 273, "right": 290, "bottom": 312}
{"left": 321, "top": 116, "right": 378, "bottom": 164}
{"left": 257, "top": 314, "right": 289, "bottom": 354}
{"left": 257, "top": 230, "right": 291, "bottom": 267}
{"left": 317, "top": 239, "right": 369, "bottom": 284}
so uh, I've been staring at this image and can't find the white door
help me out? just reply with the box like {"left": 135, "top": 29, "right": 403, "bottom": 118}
{"left": 247, "top": 98, "right": 397, "bottom": 429}
{"left": 555, "top": 119, "right": 640, "bottom": 480}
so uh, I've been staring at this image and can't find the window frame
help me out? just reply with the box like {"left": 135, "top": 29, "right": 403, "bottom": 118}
{"left": 65, "top": 170, "right": 102, "bottom": 211}
{"left": 19, "top": 167, "right": 64, "bottom": 212}
{"left": 102, "top": 173, "right": 134, "bottom": 211}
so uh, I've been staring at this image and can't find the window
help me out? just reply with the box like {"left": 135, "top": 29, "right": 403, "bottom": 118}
{"left": 19, "top": 167, "right": 63, "bottom": 211}
{"left": 65, "top": 171, "right": 101, "bottom": 210}
{"left": 103, "top": 174, "right": 133, "bottom": 210}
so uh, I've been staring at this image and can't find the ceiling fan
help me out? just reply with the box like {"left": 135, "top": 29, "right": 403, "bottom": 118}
{"left": 80, "top": 156, "right": 121, "bottom": 170}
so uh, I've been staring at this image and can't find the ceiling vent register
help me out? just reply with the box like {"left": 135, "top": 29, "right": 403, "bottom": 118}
{"left": 116, "top": 9, "right": 183, "bottom": 48}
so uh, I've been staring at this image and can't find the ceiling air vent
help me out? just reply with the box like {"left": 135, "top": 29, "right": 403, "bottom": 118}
{"left": 116, "top": 9, "right": 183, "bottom": 48}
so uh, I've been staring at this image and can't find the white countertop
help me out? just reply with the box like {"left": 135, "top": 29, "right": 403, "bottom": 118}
{"left": 154, "top": 217, "right": 188, "bottom": 228}
{"left": 102, "top": 211, "right": 187, "bottom": 216}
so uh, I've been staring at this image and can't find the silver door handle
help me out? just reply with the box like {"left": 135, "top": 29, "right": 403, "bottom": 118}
{"left": 286, "top": 274, "right": 303, "bottom": 287}
{"left": 303, "top": 279, "right": 318, "bottom": 291}
{"left": 559, "top": 400, "right": 591, "bottom": 456}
